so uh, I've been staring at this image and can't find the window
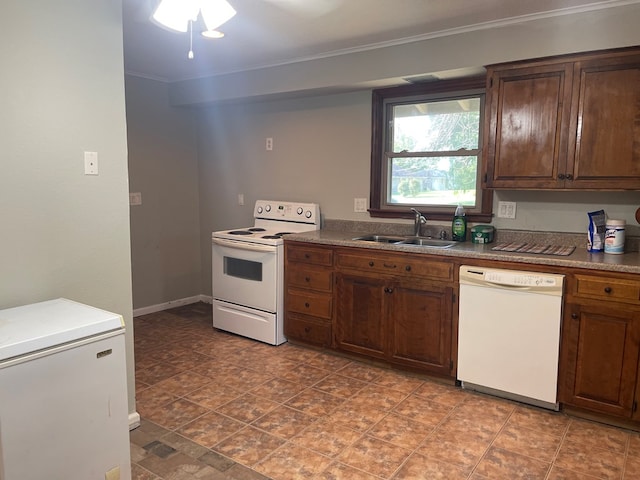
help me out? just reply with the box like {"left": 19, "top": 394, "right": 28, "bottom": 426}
{"left": 369, "top": 78, "right": 493, "bottom": 222}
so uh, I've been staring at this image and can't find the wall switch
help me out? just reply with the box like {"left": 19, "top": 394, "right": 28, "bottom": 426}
{"left": 265, "top": 137, "right": 273, "bottom": 151}
{"left": 84, "top": 151, "right": 98, "bottom": 175}
{"left": 129, "top": 192, "right": 142, "bottom": 206}
{"left": 497, "top": 201, "right": 517, "bottom": 219}
{"left": 238, "top": 193, "right": 245, "bottom": 206}
{"left": 354, "top": 197, "right": 368, "bottom": 213}
{"left": 104, "top": 466, "right": 120, "bottom": 480}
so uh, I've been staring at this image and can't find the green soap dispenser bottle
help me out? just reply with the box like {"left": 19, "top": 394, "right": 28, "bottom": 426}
{"left": 452, "top": 204, "right": 467, "bottom": 242}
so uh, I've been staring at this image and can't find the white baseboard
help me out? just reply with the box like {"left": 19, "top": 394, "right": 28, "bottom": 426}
{"left": 129, "top": 411, "right": 141, "bottom": 430}
{"left": 133, "top": 295, "right": 211, "bottom": 317}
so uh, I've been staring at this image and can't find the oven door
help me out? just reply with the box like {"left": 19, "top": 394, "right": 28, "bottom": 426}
{"left": 212, "top": 237, "right": 279, "bottom": 313}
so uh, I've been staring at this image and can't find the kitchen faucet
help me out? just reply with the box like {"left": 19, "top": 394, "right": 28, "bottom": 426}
{"left": 410, "top": 208, "right": 427, "bottom": 237}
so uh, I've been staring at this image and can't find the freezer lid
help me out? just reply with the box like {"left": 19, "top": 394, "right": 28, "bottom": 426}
{"left": 0, "top": 298, "right": 124, "bottom": 361}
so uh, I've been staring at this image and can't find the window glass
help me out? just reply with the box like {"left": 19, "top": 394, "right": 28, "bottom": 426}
{"left": 369, "top": 79, "right": 492, "bottom": 222}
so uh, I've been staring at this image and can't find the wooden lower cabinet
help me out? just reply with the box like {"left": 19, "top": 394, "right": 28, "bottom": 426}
{"left": 335, "top": 273, "right": 388, "bottom": 359}
{"left": 560, "top": 303, "right": 640, "bottom": 417}
{"left": 389, "top": 281, "right": 453, "bottom": 375}
{"left": 334, "top": 250, "right": 455, "bottom": 377}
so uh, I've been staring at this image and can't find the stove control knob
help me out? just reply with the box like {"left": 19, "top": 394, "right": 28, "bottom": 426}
{"left": 305, "top": 210, "right": 312, "bottom": 218}
{"left": 297, "top": 207, "right": 303, "bottom": 215}
{"left": 265, "top": 205, "right": 271, "bottom": 212}
{"left": 257, "top": 206, "right": 263, "bottom": 214}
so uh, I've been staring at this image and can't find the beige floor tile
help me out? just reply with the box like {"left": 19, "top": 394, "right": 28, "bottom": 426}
{"left": 248, "top": 377, "right": 307, "bottom": 403}
{"left": 213, "top": 426, "right": 286, "bottom": 466}
{"left": 215, "top": 393, "right": 280, "bottom": 423}
{"left": 153, "top": 370, "right": 212, "bottom": 397}
{"left": 492, "top": 423, "right": 563, "bottom": 463}
{"left": 143, "top": 398, "right": 211, "bottom": 430}
{"left": 293, "top": 419, "right": 362, "bottom": 457}
{"left": 507, "top": 406, "right": 570, "bottom": 437}
{"left": 473, "top": 446, "right": 551, "bottom": 479}
{"left": 368, "top": 412, "right": 434, "bottom": 449}
{"left": 284, "top": 387, "right": 345, "bottom": 417}
{"left": 328, "top": 399, "right": 388, "bottom": 431}
{"left": 392, "top": 393, "right": 453, "bottom": 427}
{"left": 393, "top": 452, "right": 469, "bottom": 479}
{"left": 417, "top": 428, "right": 491, "bottom": 470}
{"left": 564, "top": 419, "right": 630, "bottom": 453}
{"left": 176, "top": 411, "right": 246, "bottom": 448}
{"left": 250, "top": 405, "right": 316, "bottom": 439}
{"left": 254, "top": 443, "right": 332, "bottom": 479}
{"left": 337, "top": 435, "right": 411, "bottom": 478}
{"left": 183, "top": 383, "right": 244, "bottom": 410}
{"left": 313, "top": 373, "right": 368, "bottom": 398}
{"left": 554, "top": 442, "right": 624, "bottom": 480}
{"left": 317, "top": 461, "right": 383, "bottom": 480}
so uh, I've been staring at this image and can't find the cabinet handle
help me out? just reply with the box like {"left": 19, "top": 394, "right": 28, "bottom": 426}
{"left": 304, "top": 253, "right": 311, "bottom": 259}
{"left": 304, "top": 326, "right": 311, "bottom": 333}
{"left": 571, "top": 313, "right": 578, "bottom": 319}
{"left": 604, "top": 287, "right": 612, "bottom": 294}
{"left": 383, "top": 263, "right": 397, "bottom": 269}
{"left": 557, "top": 173, "right": 566, "bottom": 180}
{"left": 565, "top": 173, "right": 573, "bottom": 180}
{"left": 369, "top": 261, "right": 374, "bottom": 267}
{"left": 405, "top": 265, "right": 412, "bottom": 272}
{"left": 384, "top": 287, "right": 394, "bottom": 294}
{"left": 304, "top": 302, "right": 310, "bottom": 308}
{"left": 305, "top": 276, "right": 311, "bottom": 282}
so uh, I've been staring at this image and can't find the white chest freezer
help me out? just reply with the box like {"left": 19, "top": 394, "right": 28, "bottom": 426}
{"left": 0, "top": 298, "right": 131, "bottom": 480}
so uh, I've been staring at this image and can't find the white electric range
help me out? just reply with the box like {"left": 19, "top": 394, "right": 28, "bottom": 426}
{"left": 211, "top": 200, "right": 321, "bottom": 345}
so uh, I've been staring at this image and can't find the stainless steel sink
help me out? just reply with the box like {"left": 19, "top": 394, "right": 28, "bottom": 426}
{"left": 352, "top": 234, "right": 458, "bottom": 248}
{"left": 397, "top": 237, "right": 458, "bottom": 248}
{"left": 351, "top": 235, "right": 406, "bottom": 243}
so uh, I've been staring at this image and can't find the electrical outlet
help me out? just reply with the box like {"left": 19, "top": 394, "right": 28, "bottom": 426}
{"left": 497, "top": 201, "right": 517, "bottom": 219}
{"left": 354, "top": 198, "right": 367, "bottom": 213}
{"left": 265, "top": 137, "right": 273, "bottom": 151}
{"left": 237, "top": 193, "right": 245, "bottom": 206}
{"left": 129, "top": 192, "right": 142, "bottom": 206}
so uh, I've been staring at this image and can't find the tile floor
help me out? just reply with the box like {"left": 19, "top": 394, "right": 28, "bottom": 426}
{"left": 131, "top": 302, "right": 640, "bottom": 479}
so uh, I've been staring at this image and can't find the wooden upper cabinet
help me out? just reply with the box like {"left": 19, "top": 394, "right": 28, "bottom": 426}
{"left": 485, "top": 63, "right": 573, "bottom": 188}
{"left": 568, "top": 54, "right": 640, "bottom": 188}
{"left": 484, "top": 48, "right": 640, "bottom": 190}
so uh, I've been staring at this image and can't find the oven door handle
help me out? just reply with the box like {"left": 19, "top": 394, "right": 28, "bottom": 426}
{"left": 212, "top": 237, "right": 277, "bottom": 252}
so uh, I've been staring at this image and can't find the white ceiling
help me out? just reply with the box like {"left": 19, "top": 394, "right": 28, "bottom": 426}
{"left": 122, "top": 0, "right": 634, "bottom": 83}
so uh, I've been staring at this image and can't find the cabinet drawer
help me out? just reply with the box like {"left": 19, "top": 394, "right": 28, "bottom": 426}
{"left": 287, "top": 266, "right": 333, "bottom": 292}
{"left": 574, "top": 275, "right": 640, "bottom": 303}
{"left": 285, "top": 314, "right": 332, "bottom": 347}
{"left": 337, "top": 252, "right": 452, "bottom": 281}
{"left": 286, "top": 244, "right": 333, "bottom": 266}
{"left": 287, "top": 290, "right": 333, "bottom": 319}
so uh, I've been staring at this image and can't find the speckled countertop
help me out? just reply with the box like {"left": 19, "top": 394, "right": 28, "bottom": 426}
{"left": 285, "top": 220, "right": 640, "bottom": 275}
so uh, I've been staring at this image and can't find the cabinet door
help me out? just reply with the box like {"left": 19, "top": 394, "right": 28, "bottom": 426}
{"left": 484, "top": 63, "right": 573, "bottom": 188}
{"left": 560, "top": 303, "right": 640, "bottom": 417}
{"left": 567, "top": 54, "right": 640, "bottom": 189}
{"left": 335, "top": 273, "right": 388, "bottom": 359}
{"left": 388, "top": 282, "right": 453, "bottom": 376}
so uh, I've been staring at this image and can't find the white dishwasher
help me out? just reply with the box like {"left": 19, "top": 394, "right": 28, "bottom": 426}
{"left": 458, "top": 265, "right": 564, "bottom": 410}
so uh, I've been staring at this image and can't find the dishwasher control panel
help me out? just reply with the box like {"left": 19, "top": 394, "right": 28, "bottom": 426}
{"left": 459, "top": 266, "right": 564, "bottom": 295}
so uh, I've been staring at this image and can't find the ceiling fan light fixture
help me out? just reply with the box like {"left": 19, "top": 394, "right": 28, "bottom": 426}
{"left": 151, "top": 0, "right": 200, "bottom": 33}
{"left": 200, "top": 0, "right": 236, "bottom": 32}
{"left": 202, "top": 29, "right": 225, "bottom": 39}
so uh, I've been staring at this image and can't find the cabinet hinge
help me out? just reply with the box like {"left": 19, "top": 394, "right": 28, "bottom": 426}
{"left": 489, "top": 77, "right": 493, "bottom": 88}
{"left": 483, "top": 173, "right": 487, "bottom": 184}
{"left": 634, "top": 401, "right": 638, "bottom": 413}
{"left": 452, "top": 292, "right": 456, "bottom": 303}
{"left": 450, "top": 360, "right": 454, "bottom": 371}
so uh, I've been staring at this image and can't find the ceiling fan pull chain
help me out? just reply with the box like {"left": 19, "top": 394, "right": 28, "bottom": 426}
{"left": 188, "top": 19, "right": 194, "bottom": 59}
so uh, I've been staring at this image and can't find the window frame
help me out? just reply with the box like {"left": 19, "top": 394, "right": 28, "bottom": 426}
{"left": 369, "top": 77, "right": 493, "bottom": 222}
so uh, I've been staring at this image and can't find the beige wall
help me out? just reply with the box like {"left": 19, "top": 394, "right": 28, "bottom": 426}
{"left": 125, "top": 76, "right": 201, "bottom": 310}
{"left": 0, "top": 2, "right": 136, "bottom": 417}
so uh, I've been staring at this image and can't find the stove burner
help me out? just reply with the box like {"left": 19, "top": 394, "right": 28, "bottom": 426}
{"left": 262, "top": 235, "right": 281, "bottom": 239}
{"left": 276, "top": 232, "right": 293, "bottom": 236}
{"left": 228, "top": 230, "right": 253, "bottom": 235}
{"left": 248, "top": 227, "right": 266, "bottom": 232}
